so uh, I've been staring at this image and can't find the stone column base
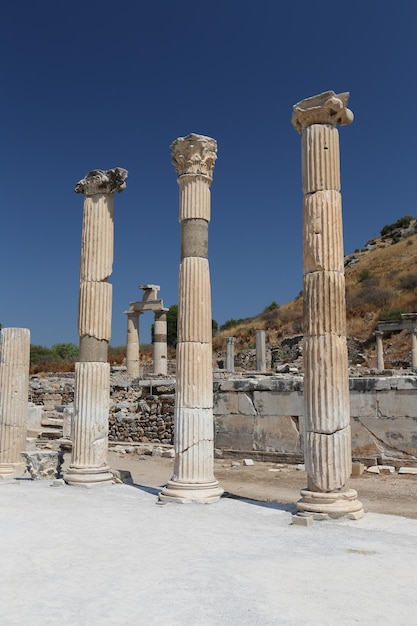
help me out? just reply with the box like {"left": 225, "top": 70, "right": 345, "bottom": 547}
{"left": 297, "top": 488, "right": 364, "bottom": 520}
{"left": 0, "top": 462, "right": 25, "bottom": 479}
{"left": 64, "top": 464, "right": 113, "bottom": 488}
{"left": 159, "top": 479, "right": 224, "bottom": 504}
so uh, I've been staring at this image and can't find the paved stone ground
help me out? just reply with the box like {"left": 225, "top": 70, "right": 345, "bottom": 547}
{"left": 1, "top": 478, "right": 417, "bottom": 625}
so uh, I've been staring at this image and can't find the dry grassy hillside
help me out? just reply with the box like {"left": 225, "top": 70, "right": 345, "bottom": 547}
{"left": 213, "top": 216, "right": 417, "bottom": 368}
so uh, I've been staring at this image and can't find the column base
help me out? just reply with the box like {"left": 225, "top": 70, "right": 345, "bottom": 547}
{"left": 0, "top": 462, "right": 25, "bottom": 479}
{"left": 159, "top": 479, "right": 224, "bottom": 504}
{"left": 297, "top": 488, "right": 364, "bottom": 520}
{"left": 64, "top": 464, "right": 113, "bottom": 488}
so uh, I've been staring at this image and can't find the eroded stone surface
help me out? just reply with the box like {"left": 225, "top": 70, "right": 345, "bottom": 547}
{"left": 21, "top": 450, "right": 64, "bottom": 480}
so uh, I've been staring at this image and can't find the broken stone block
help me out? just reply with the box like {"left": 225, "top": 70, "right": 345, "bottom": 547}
{"left": 21, "top": 450, "right": 64, "bottom": 480}
{"left": 243, "top": 458, "right": 254, "bottom": 466}
{"left": 398, "top": 467, "right": 417, "bottom": 475}
{"left": 292, "top": 514, "right": 313, "bottom": 527}
{"left": 366, "top": 466, "right": 380, "bottom": 474}
{"left": 351, "top": 462, "right": 366, "bottom": 477}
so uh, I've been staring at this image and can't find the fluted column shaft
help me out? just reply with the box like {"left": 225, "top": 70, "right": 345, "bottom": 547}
{"left": 292, "top": 91, "right": 363, "bottom": 519}
{"left": 153, "top": 310, "right": 168, "bottom": 376}
{"left": 125, "top": 311, "right": 140, "bottom": 377}
{"left": 65, "top": 168, "right": 127, "bottom": 487}
{"left": 0, "top": 328, "right": 30, "bottom": 477}
{"left": 160, "top": 133, "right": 223, "bottom": 503}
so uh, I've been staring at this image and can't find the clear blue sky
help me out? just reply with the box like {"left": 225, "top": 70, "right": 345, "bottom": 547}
{"left": 1, "top": 1, "right": 416, "bottom": 347}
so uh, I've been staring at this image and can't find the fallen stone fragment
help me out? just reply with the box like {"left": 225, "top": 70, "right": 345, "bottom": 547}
{"left": 378, "top": 465, "right": 395, "bottom": 474}
{"left": 398, "top": 467, "right": 417, "bottom": 475}
{"left": 243, "top": 459, "right": 254, "bottom": 466}
{"left": 366, "top": 466, "right": 380, "bottom": 474}
{"left": 231, "top": 462, "right": 240, "bottom": 468}
{"left": 296, "top": 464, "right": 305, "bottom": 471}
{"left": 351, "top": 462, "right": 366, "bottom": 477}
{"left": 292, "top": 514, "right": 313, "bottom": 527}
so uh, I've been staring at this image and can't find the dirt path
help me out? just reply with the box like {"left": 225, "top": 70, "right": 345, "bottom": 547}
{"left": 107, "top": 451, "right": 417, "bottom": 519}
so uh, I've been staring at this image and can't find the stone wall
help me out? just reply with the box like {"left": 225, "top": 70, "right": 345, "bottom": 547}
{"left": 28, "top": 372, "right": 417, "bottom": 463}
{"left": 29, "top": 372, "right": 175, "bottom": 445}
{"left": 213, "top": 375, "right": 417, "bottom": 463}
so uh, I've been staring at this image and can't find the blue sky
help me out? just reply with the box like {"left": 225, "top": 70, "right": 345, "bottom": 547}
{"left": 1, "top": 1, "right": 416, "bottom": 347}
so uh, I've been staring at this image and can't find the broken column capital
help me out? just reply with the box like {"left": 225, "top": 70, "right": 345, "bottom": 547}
{"left": 170, "top": 133, "right": 217, "bottom": 182}
{"left": 291, "top": 91, "right": 354, "bottom": 134}
{"left": 74, "top": 168, "right": 128, "bottom": 196}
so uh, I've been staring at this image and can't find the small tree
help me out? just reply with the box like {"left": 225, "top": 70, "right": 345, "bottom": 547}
{"left": 51, "top": 343, "right": 79, "bottom": 361}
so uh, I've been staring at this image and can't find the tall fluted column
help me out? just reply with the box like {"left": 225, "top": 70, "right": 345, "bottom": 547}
{"left": 225, "top": 337, "right": 235, "bottom": 372}
{"left": 159, "top": 133, "right": 223, "bottom": 503}
{"left": 375, "top": 331, "right": 385, "bottom": 372}
{"left": 153, "top": 309, "right": 168, "bottom": 375}
{"left": 125, "top": 310, "right": 140, "bottom": 377}
{"left": 0, "top": 328, "right": 30, "bottom": 478}
{"left": 292, "top": 92, "right": 363, "bottom": 519}
{"left": 65, "top": 167, "right": 127, "bottom": 487}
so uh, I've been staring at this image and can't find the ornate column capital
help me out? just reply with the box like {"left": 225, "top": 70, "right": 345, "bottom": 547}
{"left": 292, "top": 91, "right": 354, "bottom": 134}
{"left": 75, "top": 168, "right": 128, "bottom": 196}
{"left": 170, "top": 133, "right": 217, "bottom": 182}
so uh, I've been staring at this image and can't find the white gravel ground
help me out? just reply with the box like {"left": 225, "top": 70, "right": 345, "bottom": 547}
{"left": 1, "top": 479, "right": 417, "bottom": 626}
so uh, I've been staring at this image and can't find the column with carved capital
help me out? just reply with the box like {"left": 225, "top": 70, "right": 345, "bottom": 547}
{"left": 64, "top": 168, "right": 128, "bottom": 487}
{"left": 159, "top": 134, "right": 223, "bottom": 503}
{"left": 0, "top": 328, "right": 30, "bottom": 478}
{"left": 292, "top": 92, "right": 363, "bottom": 519}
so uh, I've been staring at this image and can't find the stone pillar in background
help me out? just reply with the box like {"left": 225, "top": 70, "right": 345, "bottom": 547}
{"left": 125, "top": 310, "right": 140, "bottom": 377}
{"left": 0, "top": 328, "right": 30, "bottom": 478}
{"left": 153, "top": 308, "right": 168, "bottom": 375}
{"left": 411, "top": 328, "right": 417, "bottom": 371}
{"left": 292, "top": 91, "right": 363, "bottom": 519}
{"left": 64, "top": 168, "right": 127, "bottom": 487}
{"left": 225, "top": 337, "right": 235, "bottom": 372}
{"left": 256, "top": 330, "right": 266, "bottom": 372}
{"left": 160, "top": 133, "right": 223, "bottom": 503}
{"left": 375, "top": 330, "right": 385, "bottom": 372}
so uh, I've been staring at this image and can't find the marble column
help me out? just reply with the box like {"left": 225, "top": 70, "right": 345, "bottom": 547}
{"left": 125, "top": 310, "right": 140, "bottom": 377}
{"left": 64, "top": 167, "right": 127, "bottom": 487}
{"left": 0, "top": 328, "right": 30, "bottom": 478}
{"left": 225, "top": 337, "right": 235, "bottom": 372}
{"left": 159, "top": 133, "right": 223, "bottom": 503}
{"left": 256, "top": 330, "right": 266, "bottom": 372}
{"left": 375, "top": 330, "right": 385, "bottom": 372}
{"left": 153, "top": 309, "right": 168, "bottom": 375}
{"left": 292, "top": 91, "right": 363, "bottom": 519}
{"left": 411, "top": 328, "right": 417, "bottom": 371}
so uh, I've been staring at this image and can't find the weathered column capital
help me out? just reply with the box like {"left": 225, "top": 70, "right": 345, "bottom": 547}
{"left": 170, "top": 133, "right": 217, "bottom": 182}
{"left": 291, "top": 91, "right": 354, "bottom": 133}
{"left": 74, "top": 168, "right": 128, "bottom": 196}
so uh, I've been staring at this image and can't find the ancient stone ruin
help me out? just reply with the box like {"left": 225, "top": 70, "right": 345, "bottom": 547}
{"left": 64, "top": 167, "right": 128, "bottom": 487}
{"left": 159, "top": 133, "right": 224, "bottom": 503}
{"left": 125, "top": 284, "right": 168, "bottom": 377}
{"left": 292, "top": 91, "right": 363, "bottom": 519}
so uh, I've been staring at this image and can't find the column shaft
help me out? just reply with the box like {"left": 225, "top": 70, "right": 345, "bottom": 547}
{"left": 153, "top": 310, "right": 168, "bottom": 376}
{"left": 160, "top": 133, "right": 223, "bottom": 503}
{"left": 225, "top": 337, "right": 235, "bottom": 372}
{"left": 292, "top": 91, "right": 363, "bottom": 519}
{"left": 65, "top": 167, "right": 127, "bottom": 487}
{"left": 256, "top": 330, "right": 266, "bottom": 372}
{"left": 126, "top": 312, "right": 140, "bottom": 377}
{"left": 0, "top": 328, "right": 30, "bottom": 477}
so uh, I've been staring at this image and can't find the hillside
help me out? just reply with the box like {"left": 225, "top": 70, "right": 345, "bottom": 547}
{"left": 213, "top": 215, "right": 417, "bottom": 370}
